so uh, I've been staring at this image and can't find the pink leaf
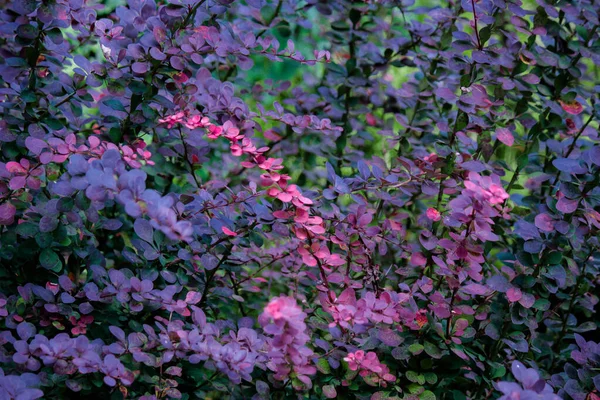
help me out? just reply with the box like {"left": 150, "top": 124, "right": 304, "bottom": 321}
{"left": 506, "top": 287, "right": 522, "bottom": 302}
{"left": 496, "top": 127, "right": 514, "bottom": 147}
{"left": 272, "top": 210, "right": 291, "bottom": 219}
{"left": 221, "top": 227, "right": 238, "bottom": 236}
{"left": 6, "top": 161, "right": 27, "bottom": 174}
{"left": 426, "top": 207, "right": 442, "bottom": 221}
{"left": 410, "top": 252, "right": 427, "bottom": 266}
{"left": 185, "top": 291, "right": 202, "bottom": 305}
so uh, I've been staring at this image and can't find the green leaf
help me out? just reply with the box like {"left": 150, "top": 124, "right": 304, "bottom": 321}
{"left": 517, "top": 154, "right": 529, "bottom": 169}
{"left": 455, "top": 112, "right": 469, "bottom": 131}
{"left": 491, "top": 365, "right": 506, "bottom": 379}
{"left": 128, "top": 319, "right": 143, "bottom": 332}
{"left": 424, "top": 372, "right": 438, "bottom": 384}
{"left": 479, "top": 26, "right": 491, "bottom": 46}
{"left": 572, "top": 321, "right": 596, "bottom": 332}
{"left": 57, "top": 197, "right": 74, "bottom": 212}
{"left": 16, "top": 25, "right": 38, "bottom": 40}
{"left": 451, "top": 391, "right": 467, "bottom": 400}
{"left": 331, "top": 21, "right": 350, "bottom": 31}
{"left": 545, "top": 251, "right": 562, "bottom": 265}
{"left": 562, "top": 91, "right": 577, "bottom": 102}
{"left": 103, "top": 98, "right": 126, "bottom": 112}
{"left": 21, "top": 90, "right": 37, "bottom": 103}
{"left": 424, "top": 342, "right": 442, "bottom": 359}
{"left": 35, "top": 232, "right": 53, "bottom": 248}
{"left": 249, "top": 231, "right": 264, "bottom": 247}
{"left": 536, "top": 85, "right": 552, "bottom": 97}
{"left": 420, "top": 390, "right": 436, "bottom": 400}
{"left": 212, "top": 382, "right": 228, "bottom": 392}
{"left": 343, "top": 360, "right": 359, "bottom": 380}
{"left": 154, "top": 229, "right": 165, "bottom": 247}
{"left": 6, "top": 57, "right": 28, "bottom": 67}
{"left": 514, "top": 97, "right": 530, "bottom": 114}
{"left": 441, "top": 30, "right": 452, "bottom": 48}
{"left": 533, "top": 298, "right": 550, "bottom": 311}
{"left": 406, "top": 371, "right": 425, "bottom": 385}
{"left": 460, "top": 74, "right": 471, "bottom": 88}
{"left": 45, "top": 118, "right": 64, "bottom": 130}
{"left": 554, "top": 74, "right": 568, "bottom": 94}
{"left": 16, "top": 222, "right": 38, "bottom": 238}
{"left": 349, "top": 8, "right": 362, "bottom": 25}
{"left": 46, "top": 28, "right": 63, "bottom": 45}
{"left": 292, "top": 377, "right": 308, "bottom": 390}
{"left": 130, "top": 94, "right": 143, "bottom": 113}
{"left": 533, "top": 8, "right": 548, "bottom": 28}
{"left": 109, "top": 127, "right": 122, "bottom": 143}
{"left": 316, "top": 358, "right": 331, "bottom": 374}
{"left": 129, "top": 80, "right": 147, "bottom": 95}
{"left": 362, "top": 374, "right": 380, "bottom": 387}
{"left": 408, "top": 343, "right": 424, "bottom": 354}
{"left": 39, "top": 248, "right": 62, "bottom": 272}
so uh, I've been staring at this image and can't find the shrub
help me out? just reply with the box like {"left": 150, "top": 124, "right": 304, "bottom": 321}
{"left": 0, "top": 0, "right": 599, "bottom": 399}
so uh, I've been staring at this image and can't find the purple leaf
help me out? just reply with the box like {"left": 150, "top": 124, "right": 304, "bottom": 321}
{"left": 79, "top": 302, "right": 94, "bottom": 314}
{"left": 556, "top": 196, "right": 578, "bottom": 213}
{"left": 487, "top": 275, "right": 510, "bottom": 292}
{"left": 462, "top": 283, "right": 489, "bottom": 295}
{"left": 553, "top": 158, "right": 587, "bottom": 175}
{"left": 17, "top": 322, "right": 36, "bottom": 340}
{"left": 435, "top": 86, "right": 456, "bottom": 101}
{"left": 109, "top": 326, "right": 126, "bottom": 342}
{"left": 201, "top": 253, "right": 219, "bottom": 271}
{"left": 513, "top": 220, "right": 540, "bottom": 240}
{"left": 461, "top": 160, "right": 487, "bottom": 172}
{"left": 132, "top": 62, "right": 149, "bottom": 74}
{"left": 534, "top": 213, "right": 555, "bottom": 232}
{"left": 9, "top": 176, "right": 26, "bottom": 190}
{"left": 103, "top": 219, "right": 123, "bottom": 231}
{"left": 150, "top": 47, "right": 166, "bottom": 61}
{"left": 39, "top": 216, "right": 59, "bottom": 233}
{"left": 134, "top": 218, "right": 154, "bottom": 243}
{"left": 0, "top": 202, "right": 16, "bottom": 225}
{"left": 25, "top": 137, "right": 47, "bottom": 155}
{"left": 32, "top": 286, "right": 54, "bottom": 302}
{"left": 518, "top": 293, "right": 536, "bottom": 308}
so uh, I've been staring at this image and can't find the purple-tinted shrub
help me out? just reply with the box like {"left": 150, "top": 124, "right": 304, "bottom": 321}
{"left": 0, "top": 0, "right": 599, "bottom": 398}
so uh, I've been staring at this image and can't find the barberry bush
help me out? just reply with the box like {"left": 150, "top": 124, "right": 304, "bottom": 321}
{"left": 0, "top": 0, "right": 599, "bottom": 398}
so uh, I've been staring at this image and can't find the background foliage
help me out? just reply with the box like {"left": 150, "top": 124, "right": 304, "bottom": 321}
{"left": 0, "top": 0, "right": 599, "bottom": 399}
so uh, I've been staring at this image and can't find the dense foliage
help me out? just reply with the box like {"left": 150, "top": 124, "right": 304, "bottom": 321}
{"left": 0, "top": 0, "right": 599, "bottom": 398}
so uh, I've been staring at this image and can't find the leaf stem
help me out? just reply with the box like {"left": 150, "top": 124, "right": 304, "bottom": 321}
{"left": 554, "top": 248, "right": 594, "bottom": 350}
{"left": 181, "top": 0, "right": 207, "bottom": 29}
{"left": 550, "top": 113, "right": 595, "bottom": 188}
{"left": 198, "top": 244, "right": 233, "bottom": 310}
{"left": 471, "top": 0, "right": 482, "bottom": 50}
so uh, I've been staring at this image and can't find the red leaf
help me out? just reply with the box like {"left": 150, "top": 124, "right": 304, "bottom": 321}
{"left": 559, "top": 99, "right": 583, "bottom": 115}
